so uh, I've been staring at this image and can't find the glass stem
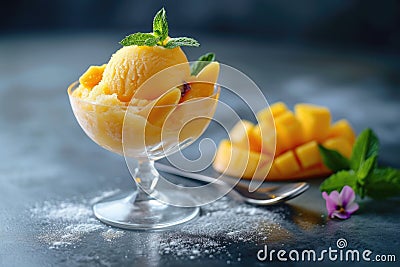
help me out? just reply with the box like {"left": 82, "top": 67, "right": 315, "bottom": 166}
{"left": 131, "top": 160, "right": 159, "bottom": 202}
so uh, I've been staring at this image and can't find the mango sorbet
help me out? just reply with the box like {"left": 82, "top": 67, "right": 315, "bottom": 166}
{"left": 72, "top": 45, "right": 190, "bottom": 105}
{"left": 69, "top": 44, "right": 220, "bottom": 156}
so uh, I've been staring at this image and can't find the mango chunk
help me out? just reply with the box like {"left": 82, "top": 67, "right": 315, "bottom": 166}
{"left": 295, "top": 103, "right": 331, "bottom": 143}
{"left": 79, "top": 64, "right": 106, "bottom": 89}
{"left": 253, "top": 124, "right": 275, "bottom": 155}
{"left": 328, "top": 119, "right": 356, "bottom": 144}
{"left": 270, "top": 102, "right": 289, "bottom": 118}
{"left": 275, "top": 111, "right": 303, "bottom": 154}
{"left": 274, "top": 151, "right": 301, "bottom": 176}
{"left": 323, "top": 137, "right": 352, "bottom": 158}
{"left": 213, "top": 139, "right": 261, "bottom": 179}
{"left": 230, "top": 120, "right": 262, "bottom": 152}
{"left": 295, "top": 141, "right": 322, "bottom": 168}
{"left": 257, "top": 101, "right": 288, "bottom": 124}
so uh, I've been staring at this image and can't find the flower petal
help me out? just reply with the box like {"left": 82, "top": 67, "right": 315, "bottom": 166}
{"left": 328, "top": 190, "right": 340, "bottom": 204}
{"left": 331, "top": 211, "right": 350, "bottom": 220}
{"left": 346, "top": 202, "right": 359, "bottom": 214}
{"left": 322, "top": 192, "right": 337, "bottom": 215}
{"left": 339, "top": 185, "right": 355, "bottom": 207}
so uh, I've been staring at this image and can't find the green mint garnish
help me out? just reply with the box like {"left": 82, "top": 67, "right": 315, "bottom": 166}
{"left": 153, "top": 8, "right": 168, "bottom": 41}
{"left": 120, "top": 33, "right": 158, "bottom": 47}
{"left": 318, "top": 144, "right": 350, "bottom": 172}
{"left": 164, "top": 37, "right": 200, "bottom": 49}
{"left": 319, "top": 128, "right": 400, "bottom": 199}
{"left": 350, "top": 128, "right": 379, "bottom": 171}
{"left": 319, "top": 170, "right": 358, "bottom": 194}
{"left": 119, "top": 7, "right": 200, "bottom": 49}
{"left": 190, "top": 53, "right": 216, "bottom": 76}
{"left": 364, "top": 168, "right": 400, "bottom": 199}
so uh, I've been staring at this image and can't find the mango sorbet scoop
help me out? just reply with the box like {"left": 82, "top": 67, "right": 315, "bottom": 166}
{"left": 69, "top": 24, "right": 220, "bottom": 155}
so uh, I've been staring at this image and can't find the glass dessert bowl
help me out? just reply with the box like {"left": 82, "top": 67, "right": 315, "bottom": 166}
{"left": 68, "top": 62, "right": 220, "bottom": 229}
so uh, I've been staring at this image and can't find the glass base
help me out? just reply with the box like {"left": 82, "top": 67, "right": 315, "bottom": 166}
{"left": 93, "top": 193, "right": 200, "bottom": 230}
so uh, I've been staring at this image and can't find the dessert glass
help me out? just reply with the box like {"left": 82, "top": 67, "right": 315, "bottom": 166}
{"left": 68, "top": 64, "right": 220, "bottom": 229}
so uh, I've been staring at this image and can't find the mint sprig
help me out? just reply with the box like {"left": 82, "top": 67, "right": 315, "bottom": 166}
{"left": 119, "top": 8, "right": 200, "bottom": 49}
{"left": 318, "top": 144, "right": 350, "bottom": 172}
{"left": 320, "top": 128, "right": 400, "bottom": 199}
{"left": 190, "top": 53, "right": 216, "bottom": 76}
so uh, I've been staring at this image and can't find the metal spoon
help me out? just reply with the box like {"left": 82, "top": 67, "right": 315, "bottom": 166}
{"left": 155, "top": 162, "right": 309, "bottom": 205}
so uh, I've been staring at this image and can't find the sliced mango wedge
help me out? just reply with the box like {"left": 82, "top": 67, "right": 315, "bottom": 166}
{"left": 181, "top": 62, "right": 220, "bottom": 102}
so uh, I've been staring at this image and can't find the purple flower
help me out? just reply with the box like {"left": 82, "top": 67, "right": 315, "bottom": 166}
{"left": 322, "top": 186, "right": 359, "bottom": 219}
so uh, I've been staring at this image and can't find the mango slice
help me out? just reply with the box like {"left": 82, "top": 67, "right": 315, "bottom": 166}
{"left": 213, "top": 102, "right": 356, "bottom": 181}
{"left": 181, "top": 62, "right": 220, "bottom": 102}
{"left": 141, "top": 88, "right": 182, "bottom": 128}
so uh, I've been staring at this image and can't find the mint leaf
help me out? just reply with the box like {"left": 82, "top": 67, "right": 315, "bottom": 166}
{"left": 320, "top": 170, "right": 358, "bottom": 194}
{"left": 153, "top": 8, "right": 168, "bottom": 41}
{"left": 190, "top": 53, "right": 216, "bottom": 76}
{"left": 120, "top": 8, "right": 201, "bottom": 49}
{"left": 144, "top": 36, "right": 159, "bottom": 46}
{"left": 120, "top": 33, "right": 156, "bottom": 46}
{"left": 357, "top": 155, "right": 377, "bottom": 183}
{"left": 318, "top": 144, "right": 350, "bottom": 172}
{"left": 164, "top": 37, "right": 200, "bottom": 49}
{"left": 350, "top": 128, "right": 379, "bottom": 171}
{"left": 356, "top": 155, "right": 377, "bottom": 198}
{"left": 364, "top": 168, "right": 400, "bottom": 199}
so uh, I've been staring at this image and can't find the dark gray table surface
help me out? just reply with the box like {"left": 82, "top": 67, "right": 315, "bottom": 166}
{"left": 1, "top": 33, "right": 399, "bottom": 267}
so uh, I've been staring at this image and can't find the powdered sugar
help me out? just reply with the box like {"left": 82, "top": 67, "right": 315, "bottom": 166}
{"left": 101, "top": 228, "right": 125, "bottom": 242}
{"left": 31, "top": 189, "right": 124, "bottom": 249}
{"left": 159, "top": 197, "right": 284, "bottom": 260}
{"left": 30, "top": 190, "right": 285, "bottom": 262}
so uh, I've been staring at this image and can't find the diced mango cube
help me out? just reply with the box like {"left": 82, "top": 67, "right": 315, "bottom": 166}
{"left": 295, "top": 141, "right": 322, "bottom": 168}
{"left": 257, "top": 102, "right": 288, "bottom": 123}
{"left": 253, "top": 124, "right": 275, "bottom": 155}
{"left": 328, "top": 119, "right": 356, "bottom": 144}
{"left": 79, "top": 64, "right": 106, "bottom": 89}
{"left": 274, "top": 150, "right": 301, "bottom": 176}
{"left": 213, "top": 140, "right": 264, "bottom": 179}
{"left": 230, "top": 120, "right": 262, "bottom": 152}
{"left": 275, "top": 111, "right": 303, "bottom": 152}
{"left": 295, "top": 103, "right": 331, "bottom": 143}
{"left": 270, "top": 102, "right": 289, "bottom": 118}
{"left": 323, "top": 137, "right": 352, "bottom": 158}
